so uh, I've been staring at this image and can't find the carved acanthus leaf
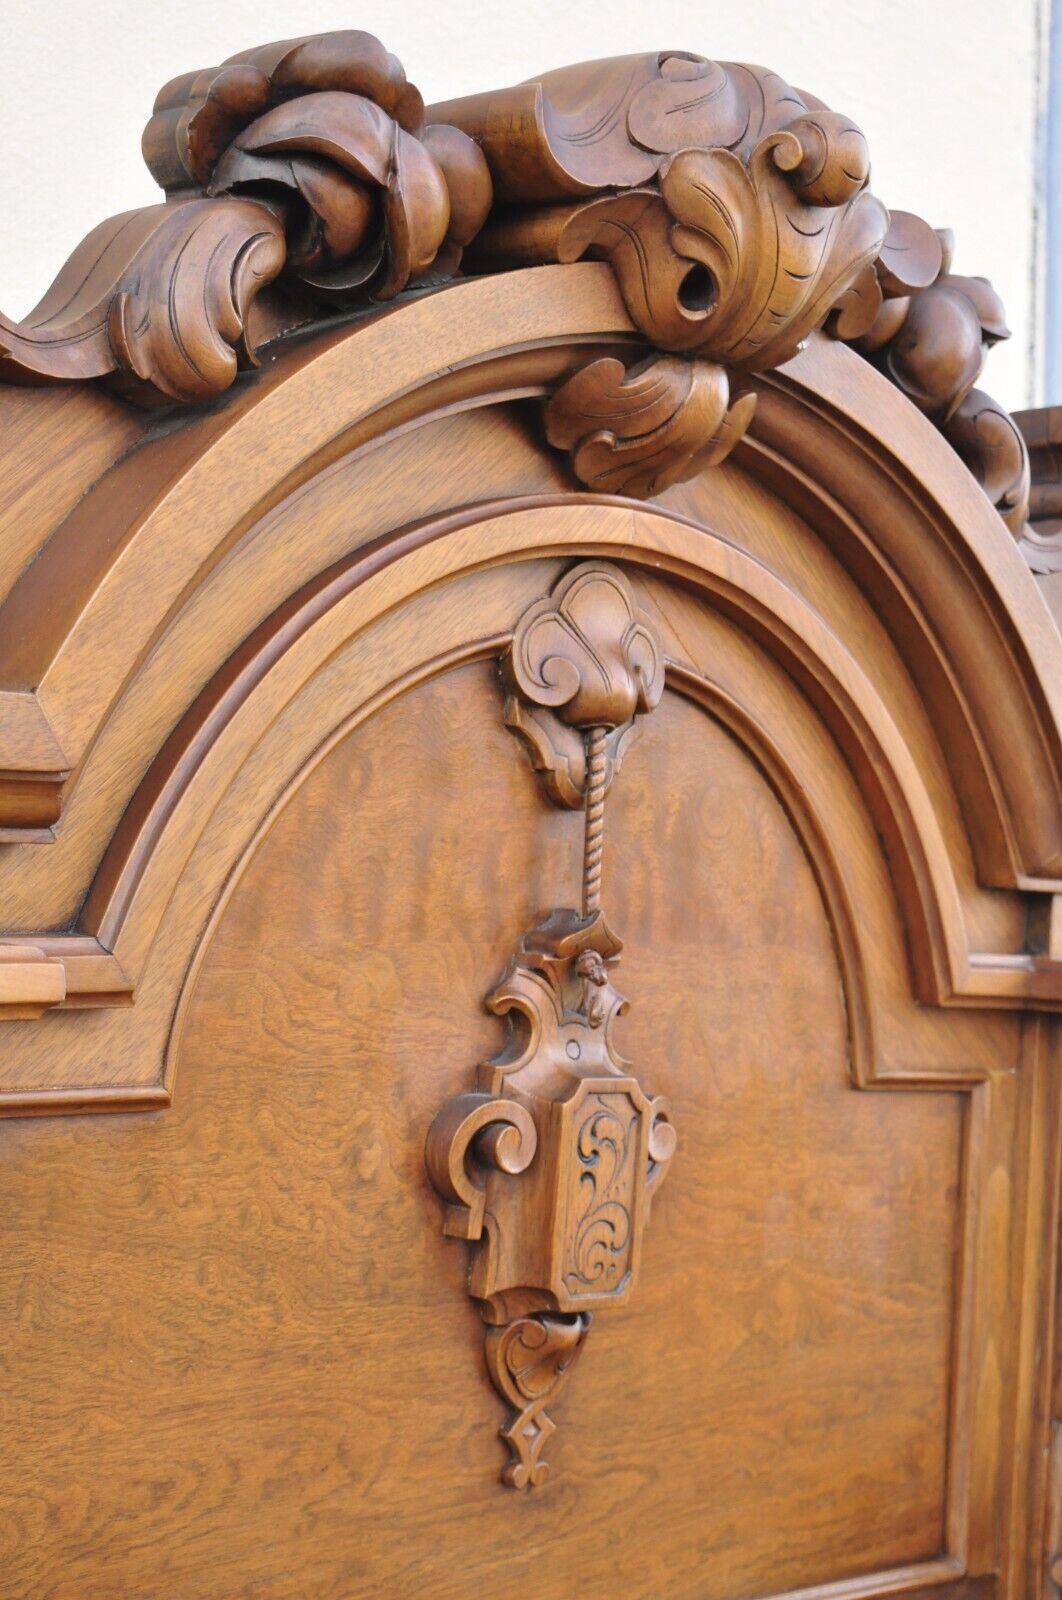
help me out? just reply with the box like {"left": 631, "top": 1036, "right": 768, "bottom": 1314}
{"left": 837, "top": 227, "right": 1032, "bottom": 537}
{"left": 0, "top": 197, "right": 286, "bottom": 404}
{"left": 0, "top": 30, "right": 1033, "bottom": 530}
{"left": 0, "top": 30, "right": 491, "bottom": 404}
{"left": 944, "top": 389, "right": 1031, "bottom": 538}
{"left": 143, "top": 31, "right": 424, "bottom": 192}
{"left": 544, "top": 354, "right": 756, "bottom": 497}
{"left": 1014, "top": 406, "right": 1062, "bottom": 573}
{"left": 447, "top": 59, "right": 887, "bottom": 364}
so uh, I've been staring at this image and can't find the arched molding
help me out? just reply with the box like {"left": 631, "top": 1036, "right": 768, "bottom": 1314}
{"left": 742, "top": 349, "right": 1062, "bottom": 887}
{"left": 0, "top": 266, "right": 1056, "bottom": 905}
{"left": 0, "top": 499, "right": 1049, "bottom": 1112}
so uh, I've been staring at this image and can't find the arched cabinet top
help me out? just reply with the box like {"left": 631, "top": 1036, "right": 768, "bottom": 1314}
{"left": 0, "top": 32, "right": 1058, "bottom": 1107}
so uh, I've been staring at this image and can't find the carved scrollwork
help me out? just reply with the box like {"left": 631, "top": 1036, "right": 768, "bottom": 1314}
{"left": 945, "top": 390, "right": 1032, "bottom": 539}
{"left": 544, "top": 354, "right": 757, "bottom": 497}
{"left": 437, "top": 56, "right": 1028, "bottom": 521}
{"left": 426, "top": 562, "right": 675, "bottom": 1486}
{"left": 484, "top": 1313, "right": 591, "bottom": 1489}
{"left": 423, "top": 1092, "right": 537, "bottom": 1243}
{"left": 1014, "top": 406, "right": 1062, "bottom": 573}
{"left": 0, "top": 30, "right": 491, "bottom": 404}
{"left": 454, "top": 59, "right": 886, "bottom": 368}
{"left": 0, "top": 34, "right": 1032, "bottom": 532}
{"left": 840, "top": 226, "right": 1031, "bottom": 536}
{"left": 506, "top": 560, "right": 664, "bottom": 731}
{"left": 0, "top": 197, "right": 287, "bottom": 405}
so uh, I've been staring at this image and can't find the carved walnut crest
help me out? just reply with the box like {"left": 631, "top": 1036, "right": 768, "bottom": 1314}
{"left": 0, "top": 31, "right": 491, "bottom": 405}
{"left": 0, "top": 34, "right": 1032, "bottom": 539}
{"left": 426, "top": 562, "right": 675, "bottom": 1486}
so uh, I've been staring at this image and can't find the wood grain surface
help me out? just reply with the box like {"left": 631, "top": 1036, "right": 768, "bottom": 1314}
{"left": 0, "top": 657, "right": 966, "bottom": 1599}
{"left": 0, "top": 102, "right": 1054, "bottom": 1590}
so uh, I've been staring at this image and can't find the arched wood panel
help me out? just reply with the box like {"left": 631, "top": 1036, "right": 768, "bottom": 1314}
{"left": 0, "top": 647, "right": 967, "bottom": 1600}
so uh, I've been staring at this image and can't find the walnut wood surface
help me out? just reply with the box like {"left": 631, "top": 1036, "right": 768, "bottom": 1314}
{"left": 0, "top": 31, "right": 1056, "bottom": 1594}
{"left": 0, "top": 656, "right": 971, "bottom": 1596}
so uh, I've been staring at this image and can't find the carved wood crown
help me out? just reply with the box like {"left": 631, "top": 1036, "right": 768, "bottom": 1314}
{"left": 0, "top": 31, "right": 1034, "bottom": 540}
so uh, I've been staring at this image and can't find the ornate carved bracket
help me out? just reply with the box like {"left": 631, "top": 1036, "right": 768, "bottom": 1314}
{"left": 0, "top": 32, "right": 1032, "bottom": 538}
{"left": 425, "top": 562, "right": 675, "bottom": 1486}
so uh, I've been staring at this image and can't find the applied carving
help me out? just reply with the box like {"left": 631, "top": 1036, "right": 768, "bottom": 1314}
{"left": 502, "top": 560, "right": 664, "bottom": 806}
{"left": 426, "top": 562, "right": 675, "bottom": 1486}
{"left": 844, "top": 227, "right": 1031, "bottom": 534}
{"left": 1015, "top": 406, "right": 1062, "bottom": 574}
{"left": 445, "top": 57, "right": 887, "bottom": 366}
{"left": 484, "top": 1313, "right": 591, "bottom": 1488}
{"left": 544, "top": 354, "right": 757, "bottom": 498}
{"left": 0, "top": 31, "right": 491, "bottom": 404}
{"left": 0, "top": 33, "right": 1030, "bottom": 528}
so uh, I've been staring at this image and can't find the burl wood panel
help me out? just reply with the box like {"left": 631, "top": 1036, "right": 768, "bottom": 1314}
{"left": 0, "top": 660, "right": 962, "bottom": 1600}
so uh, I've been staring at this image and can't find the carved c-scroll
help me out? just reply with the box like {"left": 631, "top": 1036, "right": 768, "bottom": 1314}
{"left": 484, "top": 1313, "right": 591, "bottom": 1488}
{"left": 426, "top": 562, "right": 675, "bottom": 1486}
{"left": 423, "top": 1092, "right": 537, "bottom": 1242}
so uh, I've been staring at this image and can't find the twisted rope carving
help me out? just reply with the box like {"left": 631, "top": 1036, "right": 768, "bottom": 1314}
{"left": 582, "top": 725, "right": 608, "bottom": 916}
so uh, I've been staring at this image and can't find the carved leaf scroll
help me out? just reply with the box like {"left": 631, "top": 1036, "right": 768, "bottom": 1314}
{"left": 545, "top": 354, "right": 757, "bottom": 497}
{"left": 1014, "top": 406, "right": 1062, "bottom": 573}
{"left": 426, "top": 564, "right": 675, "bottom": 1487}
{"left": 0, "top": 30, "right": 491, "bottom": 404}
{"left": 0, "top": 198, "right": 286, "bottom": 403}
{"left": 484, "top": 1313, "right": 591, "bottom": 1489}
{"left": 0, "top": 31, "right": 1034, "bottom": 535}
{"left": 844, "top": 228, "right": 1032, "bottom": 534}
{"left": 454, "top": 60, "right": 887, "bottom": 368}
{"left": 436, "top": 54, "right": 1028, "bottom": 525}
{"left": 945, "top": 390, "right": 1031, "bottom": 538}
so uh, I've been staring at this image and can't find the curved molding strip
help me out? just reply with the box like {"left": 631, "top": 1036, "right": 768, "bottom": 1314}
{"left": 0, "top": 499, "right": 1057, "bottom": 1120}
{"left": 0, "top": 266, "right": 1054, "bottom": 884}
{"left": 0, "top": 30, "right": 1030, "bottom": 538}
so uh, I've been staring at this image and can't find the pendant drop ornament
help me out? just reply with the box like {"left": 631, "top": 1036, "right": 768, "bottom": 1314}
{"left": 425, "top": 561, "right": 676, "bottom": 1487}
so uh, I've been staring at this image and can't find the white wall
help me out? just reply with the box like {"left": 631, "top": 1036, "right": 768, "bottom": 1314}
{"left": 0, "top": 0, "right": 1046, "bottom": 409}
